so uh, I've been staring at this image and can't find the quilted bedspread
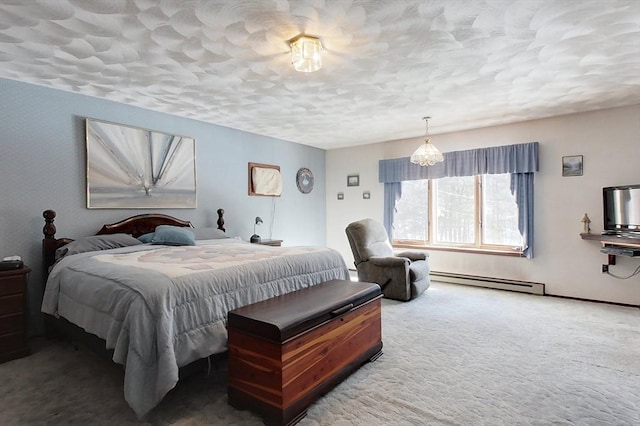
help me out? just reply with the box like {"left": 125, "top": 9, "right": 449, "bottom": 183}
{"left": 41, "top": 239, "right": 349, "bottom": 418}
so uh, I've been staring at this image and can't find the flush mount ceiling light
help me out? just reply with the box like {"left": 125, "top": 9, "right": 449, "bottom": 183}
{"left": 410, "top": 116, "right": 444, "bottom": 166}
{"left": 289, "top": 35, "right": 323, "bottom": 73}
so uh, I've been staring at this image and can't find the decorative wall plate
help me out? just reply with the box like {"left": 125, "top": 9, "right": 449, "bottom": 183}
{"left": 296, "top": 168, "right": 314, "bottom": 194}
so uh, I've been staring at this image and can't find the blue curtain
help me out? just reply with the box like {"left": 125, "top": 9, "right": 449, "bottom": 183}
{"left": 383, "top": 182, "right": 402, "bottom": 241}
{"left": 379, "top": 142, "right": 538, "bottom": 258}
{"left": 511, "top": 173, "right": 535, "bottom": 258}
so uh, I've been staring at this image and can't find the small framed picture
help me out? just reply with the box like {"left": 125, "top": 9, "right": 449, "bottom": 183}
{"left": 337, "top": 192, "right": 344, "bottom": 200}
{"left": 347, "top": 175, "right": 360, "bottom": 187}
{"left": 562, "top": 155, "right": 583, "bottom": 177}
{"left": 363, "top": 191, "right": 370, "bottom": 199}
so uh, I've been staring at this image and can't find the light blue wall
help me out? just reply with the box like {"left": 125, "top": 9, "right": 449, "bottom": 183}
{"left": 0, "top": 78, "right": 327, "bottom": 333}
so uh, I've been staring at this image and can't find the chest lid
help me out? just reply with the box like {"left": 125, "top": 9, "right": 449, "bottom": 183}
{"left": 228, "top": 279, "right": 381, "bottom": 342}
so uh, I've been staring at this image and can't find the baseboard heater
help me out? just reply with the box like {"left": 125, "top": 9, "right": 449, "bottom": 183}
{"left": 430, "top": 271, "right": 545, "bottom": 295}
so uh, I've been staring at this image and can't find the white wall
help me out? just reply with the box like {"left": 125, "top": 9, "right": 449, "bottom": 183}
{"left": 326, "top": 105, "right": 640, "bottom": 305}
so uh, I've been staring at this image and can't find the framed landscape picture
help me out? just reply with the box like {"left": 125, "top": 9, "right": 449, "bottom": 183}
{"left": 562, "top": 155, "right": 583, "bottom": 177}
{"left": 86, "top": 118, "right": 196, "bottom": 208}
{"left": 347, "top": 174, "right": 360, "bottom": 187}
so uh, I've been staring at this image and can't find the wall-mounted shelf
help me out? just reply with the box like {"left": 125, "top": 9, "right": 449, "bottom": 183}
{"left": 580, "top": 233, "right": 640, "bottom": 266}
{"left": 580, "top": 233, "right": 640, "bottom": 249}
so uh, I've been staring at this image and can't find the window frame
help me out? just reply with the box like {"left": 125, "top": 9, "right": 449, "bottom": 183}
{"left": 392, "top": 175, "right": 525, "bottom": 256}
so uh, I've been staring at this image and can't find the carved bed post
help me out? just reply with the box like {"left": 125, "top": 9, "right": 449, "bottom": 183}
{"left": 42, "top": 210, "right": 57, "bottom": 275}
{"left": 217, "top": 209, "right": 225, "bottom": 232}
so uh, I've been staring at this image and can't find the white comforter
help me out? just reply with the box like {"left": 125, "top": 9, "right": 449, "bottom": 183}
{"left": 41, "top": 239, "right": 349, "bottom": 418}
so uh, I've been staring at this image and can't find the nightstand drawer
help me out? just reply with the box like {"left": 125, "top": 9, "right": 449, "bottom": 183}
{"left": 0, "top": 277, "right": 25, "bottom": 296}
{"left": 0, "top": 294, "right": 24, "bottom": 315}
{"left": 0, "top": 266, "right": 30, "bottom": 363}
{"left": 0, "top": 331, "right": 28, "bottom": 363}
{"left": 0, "top": 312, "right": 24, "bottom": 334}
{"left": 0, "top": 331, "right": 26, "bottom": 349}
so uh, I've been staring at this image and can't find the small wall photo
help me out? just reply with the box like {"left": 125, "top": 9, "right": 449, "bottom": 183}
{"left": 562, "top": 155, "right": 583, "bottom": 177}
{"left": 347, "top": 175, "right": 359, "bottom": 186}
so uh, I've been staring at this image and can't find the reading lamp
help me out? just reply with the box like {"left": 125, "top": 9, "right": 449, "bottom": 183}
{"left": 250, "top": 216, "right": 263, "bottom": 243}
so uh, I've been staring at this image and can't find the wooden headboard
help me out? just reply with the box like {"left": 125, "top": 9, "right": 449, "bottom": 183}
{"left": 42, "top": 208, "right": 226, "bottom": 274}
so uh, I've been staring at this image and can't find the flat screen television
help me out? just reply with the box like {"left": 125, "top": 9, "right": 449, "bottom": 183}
{"left": 603, "top": 184, "right": 640, "bottom": 234}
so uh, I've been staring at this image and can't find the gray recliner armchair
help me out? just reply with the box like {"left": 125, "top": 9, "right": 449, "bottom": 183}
{"left": 345, "top": 218, "right": 430, "bottom": 301}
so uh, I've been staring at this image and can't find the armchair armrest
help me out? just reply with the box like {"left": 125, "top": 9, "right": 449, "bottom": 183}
{"left": 369, "top": 256, "right": 408, "bottom": 267}
{"left": 395, "top": 251, "right": 428, "bottom": 261}
{"left": 362, "top": 256, "right": 411, "bottom": 301}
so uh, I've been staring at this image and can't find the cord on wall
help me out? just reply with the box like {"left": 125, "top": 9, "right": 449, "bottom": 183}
{"left": 269, "top": 197, "right": 277, "bottom": 239}
{"left": 605, "top": 263, "right": 640, "bottom": 279}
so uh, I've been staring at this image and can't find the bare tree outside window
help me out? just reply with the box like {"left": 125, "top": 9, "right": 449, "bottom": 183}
{"left": 482, "top": 174, "right": 523, "bottom": 247}
{"left": 435, "top": 176, "right": 475, "bottom": 244}
{"left": 394, "top": 180, "right": 429, "bottom": 241}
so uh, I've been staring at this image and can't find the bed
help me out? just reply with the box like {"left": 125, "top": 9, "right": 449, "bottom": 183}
{"left": 40, "top": 209, "right": 350, "bottom": 418}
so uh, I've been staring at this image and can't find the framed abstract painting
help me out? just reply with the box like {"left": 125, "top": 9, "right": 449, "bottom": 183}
{"left": 86, "top": 118, "right": 196, "bottom": 208}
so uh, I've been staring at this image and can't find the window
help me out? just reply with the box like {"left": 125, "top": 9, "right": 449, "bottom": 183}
{"left": 394, "top": 179, "right": 429, "bottom": 241}
{"left": 435, "top": 176, "right": 475, "bottom": 244}
{"left": 393, "top": 173, "right": 523, "bottom": 253}
{"left": 481, "top": 174, "right": 522, "bottom": 247}
{"left": 380, "top": 142, "right": 537, "bottom": 258}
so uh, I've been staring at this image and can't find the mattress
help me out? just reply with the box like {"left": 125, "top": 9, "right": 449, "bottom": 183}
{"left": 41, "top": 239, "right": 349, "bottom": 418}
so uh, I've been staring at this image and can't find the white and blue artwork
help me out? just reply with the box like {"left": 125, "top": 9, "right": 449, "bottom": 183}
{"left": 86, "top": 118, "right": 196, "bottom": 208}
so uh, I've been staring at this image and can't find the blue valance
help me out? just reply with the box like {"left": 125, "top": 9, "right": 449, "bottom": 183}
{"left": 379, "top": 142, "right": 539, "bottom": 183}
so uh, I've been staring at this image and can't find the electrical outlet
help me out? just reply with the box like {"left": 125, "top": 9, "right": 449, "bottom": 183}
{"left": 602, "top": 264, "right": 609, "bottom": 273}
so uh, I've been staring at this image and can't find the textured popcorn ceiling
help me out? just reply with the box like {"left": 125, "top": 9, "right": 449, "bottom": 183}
{"left": 1, "top": 0, "right": 639, "bottom": 149}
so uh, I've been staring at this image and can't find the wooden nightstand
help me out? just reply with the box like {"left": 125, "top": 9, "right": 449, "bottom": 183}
{"left": 0, "top": 266, "right": 30, "bottom": 363}
{"left": 252, "top": 239, "right": 283, "bottom": 247}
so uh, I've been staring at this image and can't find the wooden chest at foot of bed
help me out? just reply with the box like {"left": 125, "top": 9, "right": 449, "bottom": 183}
{"left": 227, "top": 279, "right": 383, "bottom": 426}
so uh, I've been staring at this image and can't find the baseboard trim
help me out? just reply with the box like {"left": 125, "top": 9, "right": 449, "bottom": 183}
{"left": 351, "top": 269, "right": 636, "bottom": 307}
{"left": 544, "top": 293, "right": 640, "bottom": 309}
{"left": 430, "top": 271, "right": 545, "bottom": 295}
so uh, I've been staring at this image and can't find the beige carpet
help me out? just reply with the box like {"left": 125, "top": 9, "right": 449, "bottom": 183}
{"left": 1, "top": 283, "right": 638, "bottom": 425}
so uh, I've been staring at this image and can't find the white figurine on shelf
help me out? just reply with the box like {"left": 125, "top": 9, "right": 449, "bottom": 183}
{"left": 581, "top": 213, "right": 591, "bottom": 233}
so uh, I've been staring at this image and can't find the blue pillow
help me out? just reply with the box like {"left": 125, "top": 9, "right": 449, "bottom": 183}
{"left": 137, "top": 232, "right": 154, "bottom": 243}
{"left": 151, "top": 225, "right": 196, "bottom": 246}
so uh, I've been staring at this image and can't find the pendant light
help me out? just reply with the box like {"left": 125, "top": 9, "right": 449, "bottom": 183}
{"left": 410, "top": 116, "right": 444, "bottom": 166}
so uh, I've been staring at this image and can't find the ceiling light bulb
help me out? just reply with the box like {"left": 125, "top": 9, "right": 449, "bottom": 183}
{"left": 290, "top": 35, "right": 322, "bottom": 73}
